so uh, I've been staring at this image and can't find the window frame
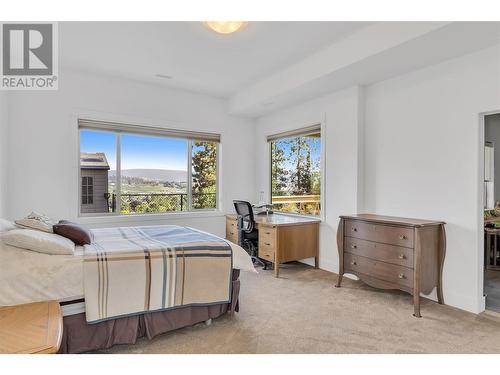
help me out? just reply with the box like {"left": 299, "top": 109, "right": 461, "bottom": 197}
{"left": 78, "top": 120, "right": 220, "bottom": 218}
{"left": 267, "top": 124, "right": 324, "bottom": 219}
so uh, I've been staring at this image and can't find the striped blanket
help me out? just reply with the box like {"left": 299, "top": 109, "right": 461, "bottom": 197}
{"left": 83, "top": 225, "right": 232, "bottom": 323}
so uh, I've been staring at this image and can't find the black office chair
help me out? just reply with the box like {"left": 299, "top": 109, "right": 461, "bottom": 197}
{"left": 233, "top": 200, "right": 268, "bottom": 269}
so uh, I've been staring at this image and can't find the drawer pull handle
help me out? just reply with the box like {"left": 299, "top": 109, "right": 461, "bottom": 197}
{"left": 350, "top": 261, "right": 357, "bottom": 266}
{"left": 351, "top": 228, "right": 357, "bottom": 232}
{"left": 399, "top": 235, "right": 407, "bottom": 240}
{"left": 265, "top": 242, "right": 271, "bottom": 246}
{"left": 398, "top": 254, "right": 406, "bottom": 259}
{"left": 265, "top": 232, "right": 271, "bottom": 235}
{"left": 351, "top": 245, "right": 357, "bottom": 249}
{"left": 398, "top": 273, "right": 406, "bottom": 279}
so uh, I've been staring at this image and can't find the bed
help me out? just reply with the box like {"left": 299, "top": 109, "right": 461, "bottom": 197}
{"left": 0, "top": 225, "right": 254, "bottom": 353}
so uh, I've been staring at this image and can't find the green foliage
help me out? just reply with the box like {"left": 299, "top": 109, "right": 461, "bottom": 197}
{"left": 192, "top": 142, "right": 217, "bottom": 209}
{"left": 271, "top": 134, "right": 321, "bottom": 215}
{"left": 272, "top": 202, "right": 320, "bottom": 216}
{"left": 271, "top": 142, "right": 288, "bottom": 193}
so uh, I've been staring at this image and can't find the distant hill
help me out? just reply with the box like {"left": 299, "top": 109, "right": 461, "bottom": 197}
{"left": 109, "top": 169, "right": 187, "bottom": 183}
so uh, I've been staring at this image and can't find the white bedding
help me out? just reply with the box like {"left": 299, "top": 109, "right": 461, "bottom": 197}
{"left": 0, "top": 237, "right": 254, "bottom": 310}
{"left": 0, "top": 242, "right": 84, "bottom": 307}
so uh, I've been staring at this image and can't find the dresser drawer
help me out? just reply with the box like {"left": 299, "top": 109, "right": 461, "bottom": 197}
{"left": 344, "top": 237, "right": 414, "bottom": 268}
{"left": 344, "top": 253, "right": 414, "bottom": 289}
{"left": 259, "top": 241, "right": 275, "bottom": 262}
{"left": 344, "top": 220, "right": 414, "bottom": 248}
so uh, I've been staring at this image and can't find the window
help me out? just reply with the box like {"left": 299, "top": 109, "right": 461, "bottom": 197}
{"left": 81, "top": 177, "right": 94, "bottom": 205}
{"left": 269, "top": 125, "right": 321, "bottom": 216}
{"left": 79, "top": 120, "right": 219, "bottom": 215}
{"left": 192, "top": 141, "right": 217, "bottom": 209}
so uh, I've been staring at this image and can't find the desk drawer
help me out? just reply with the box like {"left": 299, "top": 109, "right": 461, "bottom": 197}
{"left": 344, "top": 253, "right": 414, "bottom": 289}
{"left": 259, "top": 241, "right": 275, "bottom": 262}
{"left": 344, "top": 237, "right": 414, "bottom": 268}
{"left": 259, "top": 227, "right": 276, "bottom": 248}
{"left": 260, "top": 226, "right": 277, "bottom": 238}
{"left": 225, "top": 219, "right": 238, "bottom": 244}
{"left": 226, "top": 218, "right": 237, "bottom": 230}
{"left": 226, "top": 234, "right": 238, "bottom": 244}
{"left": 344, "top": 220, "right": 414, "bottom": 248}
{"left": 225, "top": 228, "right": 238, "bottom": 241}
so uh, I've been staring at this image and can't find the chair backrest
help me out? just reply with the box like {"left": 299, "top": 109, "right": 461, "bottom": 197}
{"left": 233, "top": 200, "right": 255, "bottom": 232}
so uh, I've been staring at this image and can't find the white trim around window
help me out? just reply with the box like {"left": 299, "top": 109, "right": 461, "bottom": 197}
{"left": 266, "top": 119, "right": 326, "bottom": 221}
{"left": 77, "top": 117, "right": 221, "bottom": 218}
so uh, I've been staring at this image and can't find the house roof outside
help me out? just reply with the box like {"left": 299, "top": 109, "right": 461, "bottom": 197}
{"left": 80, "top": 152, "right": 110, "bottom": 170}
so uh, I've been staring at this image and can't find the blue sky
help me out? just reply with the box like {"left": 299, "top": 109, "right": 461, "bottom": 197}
{"left": 80, "top": 130, "right": 188, "bottom": 171}
{"left": 274, "top": 136, "right": 321, "bottom": 171}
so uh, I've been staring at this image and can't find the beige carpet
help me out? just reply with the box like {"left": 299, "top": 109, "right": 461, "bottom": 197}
{"left": 99, "top": 263, "right": 500, "bottom": 354}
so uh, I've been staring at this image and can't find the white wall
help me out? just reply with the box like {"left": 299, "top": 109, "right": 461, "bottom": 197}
{"left": 364, "top": 45, "right": 500, "bottom": 313}
{"left": 5, "top": 69, "right": 255, "bottom": 237}
{"left": 4, "top": 43, "right": 500, "bottom": 315}
{"left": 255, "top": 86, "right": 364, "bottom": 272}
{"left": 0, "top": 92, "right": 7, "bottom": 218}
{"left": 254, "top": 45, "right": 500, "bottom": 314}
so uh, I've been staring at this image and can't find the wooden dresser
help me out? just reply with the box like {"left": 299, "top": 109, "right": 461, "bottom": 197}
{"left": 336, "top": 214, "right": 446, "bottom": 317}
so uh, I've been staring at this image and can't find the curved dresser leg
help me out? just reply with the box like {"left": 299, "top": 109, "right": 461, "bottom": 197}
{"left": 413, "top": 227, "right": 422, "bottom": 318}
{"left": 335, "top": 273, "right": 343, "bottom": 288}
{"left": 336, "top": 218, "right": 344, "bottom": 288}
{"left": 437, "top": 223, "right": 446, "bottom": 305}
{"left": 437, "top": 283, "right": 444, "bottom": 305}
{"left": 413, "top": 293, "right": 421, "bottom": 318}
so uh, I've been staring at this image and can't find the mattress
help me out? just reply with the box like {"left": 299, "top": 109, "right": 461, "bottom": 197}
{"left": 0, "top": 237, "right": 253, "bottom": 316}
{"left": 0, "top": 242, "right": 85, "bottom": 315}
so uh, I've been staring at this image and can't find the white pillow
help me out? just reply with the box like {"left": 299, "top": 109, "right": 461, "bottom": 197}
{"left": 0, "top": 219, "right": 17, "bottom": 233}
{"left": 1, "top": 229, "right": 75, "bottom": 255}
{"left": 15, "top": 212, "right": 55, "bottom": 233}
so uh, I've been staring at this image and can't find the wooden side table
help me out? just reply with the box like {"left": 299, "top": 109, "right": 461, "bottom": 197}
{"left": 0, "top": 301, "right": 63, "bottom": 354}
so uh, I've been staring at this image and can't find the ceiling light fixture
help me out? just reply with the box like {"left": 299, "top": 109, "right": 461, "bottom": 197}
{"left": 204, "top": 21, "right": 247, "bottom": 34}
{"left": 155, "top": 74, "right": 173, "bottom": 79}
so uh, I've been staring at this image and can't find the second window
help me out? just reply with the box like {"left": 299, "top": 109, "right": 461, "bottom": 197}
{"left": 269, "top": 126, "right": 321, "bottom": 216}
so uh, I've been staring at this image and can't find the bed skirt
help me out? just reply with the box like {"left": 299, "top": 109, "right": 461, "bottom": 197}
{"left": 58, "top": 270, "right": 240, "bottom": 354}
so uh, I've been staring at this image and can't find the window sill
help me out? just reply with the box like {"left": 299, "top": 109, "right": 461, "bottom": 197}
{"left": 77, "top": 210, "right": 225, "bottom": 226}
{"left": 271, "top": 211, "right": 323, "bottom": 222}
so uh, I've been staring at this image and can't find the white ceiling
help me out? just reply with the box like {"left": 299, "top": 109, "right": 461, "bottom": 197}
{"left": 60, "top": 21, "right": 500, "bottom": 117}
{"left": 229, "top": 22, "right": 500, "bottom": 116}
{"left": 60, "top": 21, "right": 372, "bottom": 97}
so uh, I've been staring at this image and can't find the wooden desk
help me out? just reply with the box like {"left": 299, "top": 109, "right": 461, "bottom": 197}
{"left": 226, "top": 213, "right": 321, "bottom": 277}
{"left": 0, "top": 301, "right": 63, "bottom": 354}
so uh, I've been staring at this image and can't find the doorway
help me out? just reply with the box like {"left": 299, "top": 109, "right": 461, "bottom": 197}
{"left": 483, "top": 112, "right": 500, "bottom": 312}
